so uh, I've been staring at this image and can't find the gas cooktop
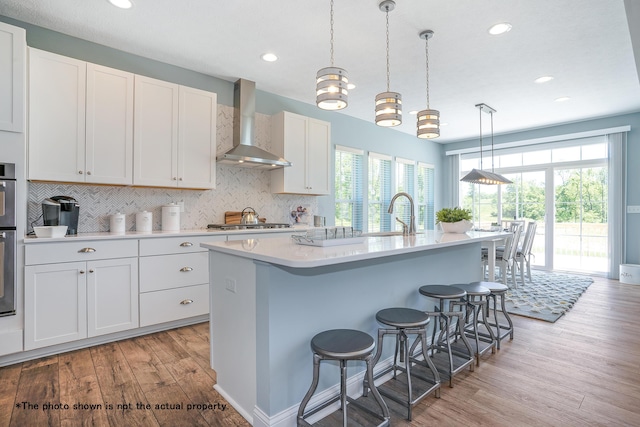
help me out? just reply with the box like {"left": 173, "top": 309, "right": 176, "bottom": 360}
{"left": 207, "top": 223, "right": 291, "bottom": 230}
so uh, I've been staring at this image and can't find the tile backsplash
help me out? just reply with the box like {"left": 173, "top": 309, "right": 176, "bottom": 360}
{"left": 27, "top": 106, "right": 320, "bottom": 233}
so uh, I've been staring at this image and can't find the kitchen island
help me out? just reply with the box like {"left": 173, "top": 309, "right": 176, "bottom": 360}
{"left": 202, "top": 230, "right": 509, "bottom": 427}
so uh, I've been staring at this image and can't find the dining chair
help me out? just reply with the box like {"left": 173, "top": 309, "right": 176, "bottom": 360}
{"left": 483, "top": 226, "right": 522, "bottom": 287}
{"left": 515, "top": 221, "right": 537, "bottom": 285}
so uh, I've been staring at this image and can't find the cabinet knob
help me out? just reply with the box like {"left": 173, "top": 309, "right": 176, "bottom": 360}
{"left": 79, "top": 270, "right": 85, "bottom": 274}
{"left": 89, "top": 269, "right": 94, "bottom": 273}
{"left": 180, "top": 299, "right": 194, "bottom": 305}
{"left": 173, "top": 177, "right": 177, "bottom": 181}
{"left": 179, "top": 177, "right": 183, "bottom": 181}
{"left": 179, "top": 242, "right": 193, "bottom": 247}
{"left": 87, "top": 171, "right": 92, "bottom": 175}
{"left": 78, "top": 248, "right": 96, "bottom": 253}
{"left": 180, "top": 267, "right": 193, "bottom": 272}
{"left": 78, "top": 170, "right": 83, "bottom": 174}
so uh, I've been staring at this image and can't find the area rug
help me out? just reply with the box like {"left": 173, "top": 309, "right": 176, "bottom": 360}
{"left": 503, "top": 271, "right": 594, "bottom": 322}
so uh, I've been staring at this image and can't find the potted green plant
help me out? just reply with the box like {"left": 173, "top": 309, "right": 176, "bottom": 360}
{"left": 436, "top": 207, "right": 473, "bottom": 233}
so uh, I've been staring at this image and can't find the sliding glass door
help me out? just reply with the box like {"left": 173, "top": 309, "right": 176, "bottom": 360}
{"left": 553, "top": 166, "right": 608, "bottom": 273}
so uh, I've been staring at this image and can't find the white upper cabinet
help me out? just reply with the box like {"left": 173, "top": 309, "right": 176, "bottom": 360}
{"left": 28, "top": 48, "right": 86, "bottom": 182}
{"left": 134, "top": 76, "right": 216, "bottom": 189}
{"left": 271, "top": 111, "right": 331, "bottom": 195}
{"left": 178, "top": 85, "right": 217, "bottom": 189}
{"left": 0, "top": 22, "right": 25, "bottom": 133}
{"left": 133, "top": 75, "right": 179, "bottom": 187}
{"left": 85, "top": 63, "right": 134, "bottom": 184}
{"left": 28, "top": 48, "right": 134, "bottom": 184}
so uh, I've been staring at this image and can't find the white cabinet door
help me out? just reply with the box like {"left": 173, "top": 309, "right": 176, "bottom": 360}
{"left": 0, "top": 22, "right": 25, "bottom": 133}
{"left": 28, "top": 48, "right": 86, "bottom": 182}
{"left": 24, "top": 262, "right": 87, "bottom": 350}
{"left": 87, "top": 257, "right": 138, "bottom": 337}
{"left": 271, "top": 111, "right": 331, "bottom": 195}
{"left": 86, "top": 63, "right": 134, "bottom": 185}
{"left": 178, "top": 86, "right": 217, "bottom": 189}
{"left": 133, "top": 75, "right": 179, "bottom": 187}
{"left": 306, "top": 118, "right": 331, "bottom": 195}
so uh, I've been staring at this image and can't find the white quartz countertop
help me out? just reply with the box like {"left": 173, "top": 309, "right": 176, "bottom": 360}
{"left": 201, "top": 230, "right": 511, "bottom": 268}
{"left": 23, "top": 226, "right": 305, "bottom": 244}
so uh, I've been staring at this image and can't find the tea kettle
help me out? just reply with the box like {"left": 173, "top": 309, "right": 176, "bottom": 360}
{"left": 241, "top": 207, "right": 259, "bottom": 225}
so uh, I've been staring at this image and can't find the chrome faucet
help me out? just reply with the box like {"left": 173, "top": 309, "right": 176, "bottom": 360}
{"left": 387, "top": 192, "right": 416, "bottom": 235}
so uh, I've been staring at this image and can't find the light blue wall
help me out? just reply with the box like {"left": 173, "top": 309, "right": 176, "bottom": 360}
{"left": 1, "top": 15, "right": 444, "bottom": 226}
{"left": 442, "top": 112, "right": 640, "bottom": 264}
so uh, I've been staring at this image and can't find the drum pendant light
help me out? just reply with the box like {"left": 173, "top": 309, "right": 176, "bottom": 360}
{"left": 375, "top": 0, "right": 402, "bottom": 127}
{"left": 417, "top": 30, "right": 440, "bottom": 139}
{"left": 460, "top": 103, "right": 513, "bottom": 185}
{"left": 316, "top": 0, "right": 348, "bottom": 110}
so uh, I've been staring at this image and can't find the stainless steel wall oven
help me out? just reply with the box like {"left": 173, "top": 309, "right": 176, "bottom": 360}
{"left": 0, "top": 162, "right": 16, "bottom": 316}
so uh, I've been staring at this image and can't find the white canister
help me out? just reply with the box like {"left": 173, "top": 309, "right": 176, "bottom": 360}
{"left": 162, "top": 203, "right": 180, "bottom": 231}
{"left": 136, "top": 211, "right": 153, "bottom": 233}
{"left": 110, "top": 212, "right": 126, "bottom": 234}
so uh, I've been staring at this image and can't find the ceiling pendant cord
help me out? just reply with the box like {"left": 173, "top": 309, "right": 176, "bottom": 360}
{"left": 316, "top": 0, "right": 348, "bottom": 110}
{"left": 375, "top": 0, "right": 401, "bottom": 127}
{"left": 417, "top": 30, "right": 440, "bottom": 139}
{"left": 459, "top": 103, "right": 512, "bottom": 185}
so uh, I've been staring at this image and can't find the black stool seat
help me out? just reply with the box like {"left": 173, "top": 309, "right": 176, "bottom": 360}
{"left": 376, "top": 307, "right": 430, "bottom": 329}
{"left": 311, "top": 329, "right": 375, "bottom": 359}
{"left": 419, "top": 284, "right": 466, "bottom": 299}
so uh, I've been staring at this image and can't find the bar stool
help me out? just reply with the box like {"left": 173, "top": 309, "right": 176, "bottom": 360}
{"left": 363, "top": 308, "right": 441, "bottom": 421}
{"left": 297, "top": 329, "right": 390, "bottom": 427}
{"left": 470, "top": 281, "right": 514, "bottom": 349}
{"left": 452, "top": 283, "right": 496, "bottom": 365}
{"left": 417, "top": 285, "right": 475, "bottom": 387}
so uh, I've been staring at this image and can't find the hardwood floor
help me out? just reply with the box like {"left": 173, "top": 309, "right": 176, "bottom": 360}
{"left": 1, "top": 275, "right": 639, "bottom": 426}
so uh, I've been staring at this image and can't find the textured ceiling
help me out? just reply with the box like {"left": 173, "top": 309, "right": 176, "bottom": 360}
{"left": 2, "top": 0, "right": 639, "bottom": 142}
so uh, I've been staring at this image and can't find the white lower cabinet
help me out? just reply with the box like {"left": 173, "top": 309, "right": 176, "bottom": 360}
{"left": 138, "top": 234, "right": 224, "bottom": 327}
{"left": 24, "top": 240, "right": 138, "bottom": 350}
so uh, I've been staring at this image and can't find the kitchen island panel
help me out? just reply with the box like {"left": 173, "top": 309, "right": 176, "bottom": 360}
{"left": 209, "top": 240, "right": 481, "bottom": 424}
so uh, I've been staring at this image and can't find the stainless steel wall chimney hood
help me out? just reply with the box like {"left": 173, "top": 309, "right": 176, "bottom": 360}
{"left": 217, "top": 79, "right": 291, "bottom": 169}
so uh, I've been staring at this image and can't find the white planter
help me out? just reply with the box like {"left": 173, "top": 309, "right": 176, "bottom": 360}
{"left": 439, "top": 220, "right": 472, "bottom": 234}
{"left": 620, "top": 264, "right": 640, "bottom": 285}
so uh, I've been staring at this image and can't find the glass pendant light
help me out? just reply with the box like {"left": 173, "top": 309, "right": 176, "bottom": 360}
{"left": 460, "top": 103, "right": 512, "bottom": 185}
{"left": 316, "top": 0, "right": 348, "bottom": 110}
{"left": 417, "top": 30, "right": 440, "bottom": 139}
{"left": 375, "top": 0, "right": 401, "bottom": 127}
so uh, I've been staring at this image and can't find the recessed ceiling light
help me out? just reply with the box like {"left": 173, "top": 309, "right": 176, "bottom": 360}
{"left": 108, "top": 0, "right": 133, "bottom": 9}
{"left": 555, "top": 96, "right": 571, "bottom": 102}
{"left": 347, "top": 83, "right": 356, "bottom": 90}
{"left": 534, "top": 76, "right": 554, "bottom": 84}
{"left": 488, "top": 22, "right": 512, "bottom": 35}
{"left": 261, "top": 53, "right": 278, "bottom": 62}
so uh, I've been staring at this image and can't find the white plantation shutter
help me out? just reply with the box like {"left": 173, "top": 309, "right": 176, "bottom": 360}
{"left": 335, "top": 145, "right": 363, "bottom": 230}
{"left": 368, "top": 152, "right": 392, "bottom": 232}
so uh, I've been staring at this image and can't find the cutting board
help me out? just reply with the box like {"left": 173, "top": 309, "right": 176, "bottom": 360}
{"left": 224, "top": 211, "right": 266, "bottom": 224}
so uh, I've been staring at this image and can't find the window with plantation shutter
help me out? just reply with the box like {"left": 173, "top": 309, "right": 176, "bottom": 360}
{"left": 334, "top": 145, "right": 363, "bottom": 230}
{"left": 393, "top": 158, "right": 415, "bottom": 231}
{"left": 418, "top": 162, "right": 435, "bottom": 230}
{"left": 368, "top": 152, "right": 392, "bottom": 232}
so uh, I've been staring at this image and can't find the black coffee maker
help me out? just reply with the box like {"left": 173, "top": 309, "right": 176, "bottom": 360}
{"left": 42, "top": 196, "right": 80, "bottom": 235}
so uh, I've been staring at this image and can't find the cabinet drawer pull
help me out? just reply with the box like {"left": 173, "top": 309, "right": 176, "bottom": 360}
{"left": 89, "top": 269, "right": 94, "bottom": 273}
{"left": 78, "top": 247, "right": 96, "bottom": 253}
{"left": 180, "top": 267, "right": 193, "bottom": 272}
{"left": 180, "top": 299, "right": 194, "bottom": 305}
{"left": 79, "top": 270, "right": 85, "bottom": 274}
{"left": 180, "top": 242, "right": 193, "bottom": 247}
